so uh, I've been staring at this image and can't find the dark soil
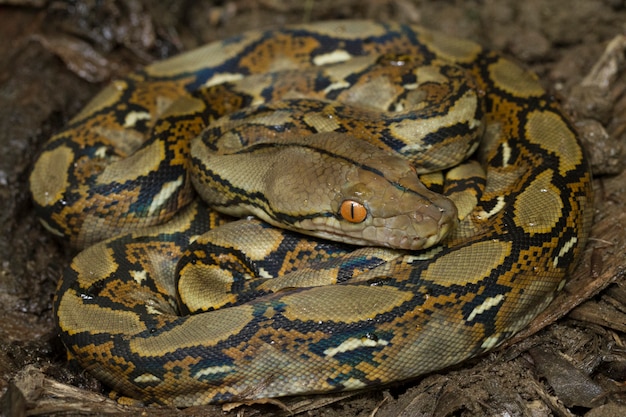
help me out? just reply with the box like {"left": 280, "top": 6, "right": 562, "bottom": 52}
{"left": 1, "top": 1, "right": 625, "bottom": 416}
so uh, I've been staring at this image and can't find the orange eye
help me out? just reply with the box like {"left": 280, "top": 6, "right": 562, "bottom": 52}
{"left": 340, "top": 200, "right": 367, "bottom": 223}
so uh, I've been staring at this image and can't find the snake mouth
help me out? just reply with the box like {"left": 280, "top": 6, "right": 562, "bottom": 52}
{"left": 378, "top": 207, "right": 457, "bottom": 251}
{"left": 291, "top": 197, "right": 457, "bottom": 251}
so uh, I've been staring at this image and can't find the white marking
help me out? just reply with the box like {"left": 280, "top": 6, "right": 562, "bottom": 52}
{"left": 204, "top": 72, "right": 244, "bottom": 88}
{"left": 322, "top": 80, "right": 350, "bottom": 94}
{"left": 313, "top": 50, "right": 352, "bottom": 66}
{"left": 480, "top": 334, "right": 502, "bottom": 350}
{"left": 553, "top": 236, "right": 578, "bottom": 268}
{"left": 501, "top": 142, "right": 512, "bottom": 166}
{"left": 557, "top": 278, "right": 567, "bottom": 292}
{"left": 467, "top": 294, "right": 504, "bottom": 322}
{"left": 147, "top": 176, "right": 184, "bottom": 216}
{"left": 194, "top": 365, "right": 233, "bottom": 378}
{"left": 477, "top": 196, "right": 506, "bottom": 219}
{"left": 123, "top": 111, "right": 151, "bottom": 128}
{"left": 130, "top": 270, "right": 147, "bottom": 284}
{"left": 393, "top": 102, "right": 405, "bottom": 112}
{"left": 323, "top": 337, "right": 389, "bottom": 358}
{"left": 342, "top": 378, "right": 368, "bottom": 389}
{"left": 39, "top": 219, "right": 64, "bottom": 237}
{"left": 469, "top": 117, "right": 482, "bottom": 130}
{"left": 146, "top": 305, "right": 163, "bottom": 315}
{"left": 405, "top": 246, "right": 443, "bottom": 262}
{"left": 134, "top": 373, "right": 161, "bottom": 384}
{"left": 257, "top": 267, "right": 273, "bottom": 279}
{"left": 403, "top": 83, "right": 418, "bottom": 90}
{"left": 94, "top": 146, "right": 109, "bottom": 159}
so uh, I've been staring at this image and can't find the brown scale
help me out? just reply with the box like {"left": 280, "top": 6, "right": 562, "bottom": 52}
{"left": 237, "top": 33, "right": 323, "bottom": 73}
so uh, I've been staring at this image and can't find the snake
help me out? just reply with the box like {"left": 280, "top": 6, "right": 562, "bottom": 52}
{"left": 29, "top": 20, "right": 593, "bottom": 406}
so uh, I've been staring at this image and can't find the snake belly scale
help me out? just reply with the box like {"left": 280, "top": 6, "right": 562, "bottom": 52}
{"left": 29, "top": 20, "right": 593, "bottom": 406}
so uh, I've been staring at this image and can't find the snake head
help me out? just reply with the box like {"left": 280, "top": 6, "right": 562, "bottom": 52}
{"left": 329, "top": 154, "right": 457, "bottom": 251}
{"left": 285, "top": 133, "right": 458, "bottom": 251}
{"left": 334, "top": 167, "right": 457, "bottom": 250}
{"left": 192, "top": 131, "right": 457, "bottom": 251}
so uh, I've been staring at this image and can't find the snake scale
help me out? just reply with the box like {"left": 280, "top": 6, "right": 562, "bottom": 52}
{"left": 29, "top": 20, "right": 593, "bottom": 406}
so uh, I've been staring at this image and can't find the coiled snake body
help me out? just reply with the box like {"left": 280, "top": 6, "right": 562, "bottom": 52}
{"left": 30, "top": 21, "right": 593, "bottom": 406}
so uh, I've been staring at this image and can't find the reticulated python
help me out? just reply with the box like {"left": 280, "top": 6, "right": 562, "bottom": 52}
{"left": 29, "top": 20, "right": 593, "bottom": 406}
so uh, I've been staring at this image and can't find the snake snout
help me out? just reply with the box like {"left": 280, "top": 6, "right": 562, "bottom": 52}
{"left": 395, "top": 197, "right": 457, "bottom": 251}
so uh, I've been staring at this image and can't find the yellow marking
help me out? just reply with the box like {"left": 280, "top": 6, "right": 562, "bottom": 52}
{"left": 553, "top": 236, "right": 578, "bottom": 268}
{"left": 57, "top": 290, "right": 146, "bottom": 335}
{"left": 147, "top": 31, "right": 258, "bottom": 76}
{"left": 258, "top": 265, "right": 341, "bottom": 291}
{"left": 525, "top": 111, "right": 583, "bottom": 176}
{"left": 177, "top": 262, "right": 236, "bottom": 313}
{"left": 97, "top": 140, "right": 164, "bottom": 185}
{"left": 340, "top": 74, "right": 397, "bottom": 110}
{"left": 421, "top": 240, "right": 511, "bottom": 286}
{"left": 300, "top": 20, "right": 387, "bottom": 39}
{"left": 514, "top": 169, "right": 563, "bottom": 234}
{"left": 282, "top": 285, "right": 413, "bottom": 324}
{"left": 30, "top": 145, "right": 74, "bottom": 207}
{"left": 557, "top": 278, "right": 567, "bottom": 292}
{"left": 123, "top": 111, "right": 151, "bottom": 128}
{"left": 392, "top": 91, "right": 478, "bottom": 149}
{"left": 448, "top": 190, "right": 478, "bottom": 221}
{"left": 92, "top": 125, "right": 144, "bottom": 155}
{"left": 419, "top": 29, "right": 482, "bottom": 63}
{"left": 73, "top": 244, "right": 117, "bottom": 285}
{"left": 415, "top": 65, "right": 447, "bottom": 84}
{"left": 324, "top": 55, "right": 377, "bottom": 80}
{"left": 303, "top": 112, "right": 342, "bottom": 133}
{"left": 467, "top": 294, "right": 504, "bottom": 321}
{"left": 159, "top": 95, "right": 205, "bottom": 119}
{"left": 70, "top": 80, "right": 126, "bottom": 123}
{"left": 204, "top": 72, "right": 245, "bottom": 88}
{"left": 489, "top": 59, "right": 545, "bottom": 97}
{"left": 130, "top": 305, "right": 254, "bottom": 356}
{"left": 147, "top": 176, "right": 184, "bottom": 216}
{"left": 324, "top": 337, "right": 389, "bottom": 358}
{"left": 313, "top": 50, "right": 352, "bottom": 66}
{"left": 247, "top": 109, "right": 293, "bottom": 128}
{"left": 155, "top": 95, "right": 176, "bottom": 117}
{"left": 194, "top": 221, "right": 284, "bottom": 262}
{"left": 446, "top": 161, "right": 483, "bottom": 220}
{"left": 140, "top": 202, "right": 200, "bottom": 239}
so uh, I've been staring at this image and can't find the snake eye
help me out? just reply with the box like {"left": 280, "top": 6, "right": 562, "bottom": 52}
{"left": 340, "top": 200, "right": 367, "bottom": 223}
